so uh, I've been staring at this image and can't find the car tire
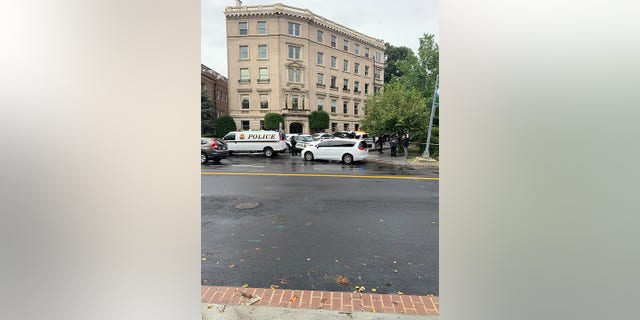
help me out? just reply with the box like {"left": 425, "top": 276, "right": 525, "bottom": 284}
{"left": 263, "top": 147, "right": 274, "bottom": 157}
{"left": 304, "top": 151, "right": 314, "bottom": 161}
{"left": 342, "top": 153, "right": 353, "bottom": 164}
{"left": 201, "top": 152, "right": 208, "bottom": 164}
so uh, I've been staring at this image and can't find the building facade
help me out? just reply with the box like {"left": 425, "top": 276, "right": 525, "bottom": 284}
{"left": 201, "top": 64, "right": 229, "bottom": 117}
{"left": 224, "top": 3, "right": 385, "bottom": 134}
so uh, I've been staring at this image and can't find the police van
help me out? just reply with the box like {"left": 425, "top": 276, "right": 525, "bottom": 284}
{"left": 221, "top": 130, "right": 288, "bottom": 157}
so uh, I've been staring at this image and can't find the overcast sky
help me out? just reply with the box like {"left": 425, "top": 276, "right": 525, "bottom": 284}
{"left": 202, "top": 0, "right": 438, "bottom": 77}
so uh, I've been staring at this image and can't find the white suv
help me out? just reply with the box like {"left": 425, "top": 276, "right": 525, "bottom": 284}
{"left": 301, "top": 139, "right": 368, "bottom": 164}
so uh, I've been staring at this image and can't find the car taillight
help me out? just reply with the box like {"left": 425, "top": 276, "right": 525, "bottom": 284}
{"left": 211, "top": 139, "right": 218, "bottom": 148}
{"left": 358, "top": 146, "right": 365, "bottom": 150}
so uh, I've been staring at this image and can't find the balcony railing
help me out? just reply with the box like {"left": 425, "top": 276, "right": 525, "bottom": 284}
{"left": 316, "top": 83, "right": 326, "bottom": 88}
{"left": 238, "top": 79, "right": 250, "bottom": 83}
{"left": 257, "top": 78, "right": 270, "bottom": 84}
{"left": 342, "top": 88, "right": 350, "bottom": 93}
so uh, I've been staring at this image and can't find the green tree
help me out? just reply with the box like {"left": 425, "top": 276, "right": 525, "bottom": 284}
{"left": 384, "top": 43, "right": 419, "bottom": 84}
{"left": 309, "top": 110, "right": 329, "bottom": 133}
{"left": 201, "top": 87, "right": 217, "bottom": 135}
{"left": 361, "top": 82, "right": 428, "bottom": 137}
{"left": 263, "top": 113, "right": 284, "bottom": 130}
{"left": 215, "top": 115, "right": 236, "bottom": 137}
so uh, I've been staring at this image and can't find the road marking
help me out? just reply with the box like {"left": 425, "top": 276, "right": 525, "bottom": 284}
{"left": 201, "top": 171, "right": 439, "bottom": 181}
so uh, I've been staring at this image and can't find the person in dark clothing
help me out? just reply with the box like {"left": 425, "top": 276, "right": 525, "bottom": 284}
{"left": 377, "top": 135, "right": 384, "bottom": 153}
{"left": 290, "top": 136, "right": 297, "bottom": 156}
{"left": 390, "top": 135, "right": 398, "bottom": 157}
{"left": 402, "top": 133, "right": 411, "bottom": 157}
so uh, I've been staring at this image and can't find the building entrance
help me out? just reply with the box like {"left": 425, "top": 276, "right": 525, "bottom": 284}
{"left": 289, "top": 122, "right": 303, "bottom": 134}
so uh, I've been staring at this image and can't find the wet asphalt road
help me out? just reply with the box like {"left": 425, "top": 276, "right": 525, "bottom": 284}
{"left": 201, "top": 153, "right": 439, "bottom": 295}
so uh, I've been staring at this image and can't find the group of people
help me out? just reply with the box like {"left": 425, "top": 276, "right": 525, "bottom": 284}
{"left": 377, "top": 133, "right": 411, "bottom": 158}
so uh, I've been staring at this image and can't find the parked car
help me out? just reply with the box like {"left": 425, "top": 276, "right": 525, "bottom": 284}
{"left": 332, "top": 131, "right": 353, "bottom": 139}
{"left": 293, "top": 134, "right": 315, "bottom": 151}
{"left": 312, "top": 132, "right": 335, "bottom": 141}
{"left": 353, "top": 132, "right": 374, "bottom": 149}
{"left": 301, "top": 138, "right": 368, "bottom": 164}
{"left": 201, "top": 137, "right": 229, "bottom": 164}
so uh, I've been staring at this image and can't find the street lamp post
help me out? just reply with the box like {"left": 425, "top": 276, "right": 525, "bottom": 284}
{"left": 422, "top": 74, "right": 439, "bottom": 159}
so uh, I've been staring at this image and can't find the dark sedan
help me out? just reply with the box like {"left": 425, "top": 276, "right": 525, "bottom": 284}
{"left": 201, "top": 137, "right": 229, "bottom": 164}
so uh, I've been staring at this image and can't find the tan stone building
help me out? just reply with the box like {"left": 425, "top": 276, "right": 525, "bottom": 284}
{"left": 224, "top": 3, "right": 384, "bottom": 134}
{"left": 201, "top": 64, "right": 229, "bottom": 117}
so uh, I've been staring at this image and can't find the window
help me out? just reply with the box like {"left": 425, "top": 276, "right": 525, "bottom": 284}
{"left": 343, "top": 101, "right": 348, "bottom": 114}
{"left": 241, "top": 95, "right": 249, "bottom": 109}
{"left": 239, "top": 22, "right": 247, "bottom": 35}
{"left": 239, "top": 45, "right": 248, "bottom": 59}
{"left": 317, "top": 52, "right": 323, "bottom": 65}
{"left": 330, "top": 56, "right": 337, "bottom": 68}
{"left": 343, "top": 60, "right": 349, "bottom": 72}
{"left": 374, "top": 68, "right": 381, "bottom": 80}
{"left": 260, "top": 120, "right": 265, "bottom": 130}
{"left": 364, "top": 47, "right": 370, "bottom": 58}
{"left": 343, "top": 79, "right": 349, "bottom": 90}
{"left": 331, "top": 122, "right": 337, "bottom": 131}
{"left": 259, "top": 67, "right": 269, "bottom": 81}
{"left": 292, "top": 94, "right": 299, "bottom": 109}
{"left": 260, "top": 94, "right": 269, "bottom": 109}
{"left": 241, "top": 120, "right": 250, "bottom": 130}
{"left": 330, "top": 76, "right": 337, "bottom": 88}
{"left": 365, "top": 66, "right": 370, "bottom": 77}
{"left": 288, "top": 22, "right": 300, "bottom": 36}
{"left": 288, "top": 68, "right": 302, "bottom": 83}
{"left": 239, "top": 68, "right": 249, "bottom": 82}
{"left": 316, "top": 30, "right": 323, "bottom": 42}
{"left": 354, "top": 81, "right": 360, "bottom": 92}
{"left": 354, "top": 123, "right": 359, "bottom": 131}
{"left": 354, "top": 44, "right": 360, "bottom": 55}
{"left": 354, "top": 63, "right": 359, "bottom": 74}
{"left": 258, "top": 45, "right": 267, "bottom": 59}
{"left": 375, "top": 51, "right": 382, "bottom": 62}
{"left": 257, "top": 21, "right": 267, "bottom": 34}
{"left": 317, "top": 98, "right": 324, "bottom": 111}
{"left": 344, "top": 123, "right": 349, "bottom": 131}
{"left": 354, "top": 102, "right": 359, "bottom": 115}
{"left": 330, "top": 35, "right": 336, "bottom": 47}
{"left": 288, "top": 45, "right": 301, "bottom": 59}
{"left": 343, "top": 39, "right": 349, "bottom": 51}
{"left": 365, "top": 83, "right": 369, "bottom": 94}
{"left": 331, "top": 100, "right": 337, "bottom": 113}
{"left": 316, "top": 73, "right": 324, "bottom": 85}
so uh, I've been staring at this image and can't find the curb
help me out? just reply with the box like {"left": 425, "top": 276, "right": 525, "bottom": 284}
{"left": 202, "top": 286, "right": 439, "bottom": 316}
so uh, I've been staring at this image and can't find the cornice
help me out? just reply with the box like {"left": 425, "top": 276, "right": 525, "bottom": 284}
{"left": 225, "top": 3, "right": 385, "bottom": 50}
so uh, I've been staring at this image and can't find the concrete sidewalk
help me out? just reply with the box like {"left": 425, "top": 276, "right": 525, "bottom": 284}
{"left": 202, "top": 286, "right": 439, "bottom": 319}
{"left": 366, "top": 150, "right": 439, "bottom": 169}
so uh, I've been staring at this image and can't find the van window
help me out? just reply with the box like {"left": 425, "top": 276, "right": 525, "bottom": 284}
{"left": 330, "top": 140, "right": 356, "bottom": 147}
{"left": 223, "top": 133, "right": 236, "bottom": 140}
{"left": 317, "top": 141, "right": 332, "bottom": 148}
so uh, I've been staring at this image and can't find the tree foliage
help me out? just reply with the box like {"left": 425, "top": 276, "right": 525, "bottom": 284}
{"left": 263, "top": 112, "right": 284, "bottom": 130}
{"left": 364, "top": 33, "right": 439, "bottom": 157}
{"left": 201, "top": 87, "right": 217, "bottom": 135}
{"left": 215, "top": 115, "right": 236, "bottom": 137}
{"left": 384, "top": 43, "right": 419, "bottom": 83}
{"left": 361, "top": 81, "right": 427, "bottom": 137}
{"left": 309, "top": 110, "right": 329, "bottom": 132}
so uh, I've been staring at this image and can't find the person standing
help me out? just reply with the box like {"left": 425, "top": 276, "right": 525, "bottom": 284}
{"left": 402, "top": 133, "right": 411, "bottom": 158}
{"left": 290, "top": 135, "right": 297, "bottom": 156}
{"left": 377, "top": 135, "right": 384, "bottom": 154}
{"left": 390, "top": 135, "right": 398, "bottom": 157}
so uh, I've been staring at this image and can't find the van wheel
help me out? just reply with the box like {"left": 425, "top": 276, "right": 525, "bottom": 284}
{"left": 342, "top": 153, "right": 353, "bottom": 164}
{"left": 201, "top": 152, "right": 209, "bottom": 164}
{"left": 263, "top": 147, "right": 274, "bottom": 157}
{"left": 304, "top": 151, "right": 314, "bottom": 161}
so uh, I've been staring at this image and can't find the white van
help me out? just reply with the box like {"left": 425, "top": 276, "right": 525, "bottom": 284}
{"left": 221, "top": 130, "right": 288, "bottom": 157}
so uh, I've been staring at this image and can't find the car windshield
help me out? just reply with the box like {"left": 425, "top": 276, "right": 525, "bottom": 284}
{"left": 298, "top": 136, "right": 313, "bottom": 142}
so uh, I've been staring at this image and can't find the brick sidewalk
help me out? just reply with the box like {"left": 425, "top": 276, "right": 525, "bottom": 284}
{"left": 201, "top": 286, "right": 439, "bottom": 316}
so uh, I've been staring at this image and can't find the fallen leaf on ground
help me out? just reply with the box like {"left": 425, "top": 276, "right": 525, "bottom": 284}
{"left": 289, "top": 295, "right": 298, "bottom": 303}
{"left": 371, "top": 288, "right": 377, "bottom": 292}
{"left": 336, "top": 275, "right": 350, "bottom": 285}
{"left": 270, "top": 285, "right": 280, "bottom": 289}
{"left": 393, "top": 269, "right": 398, "bottom": 273}
{"left": 241, "top": 283, "right": 249, "bottom": 288}
{"left": 240, "top": 291, "right": 253, "bottom": 298}
{"left": 357, "top": 286, "right": 366, "bottom": 292}
{"left": 278, "top": 278, "right": 289, "bottom": 284}
{"left": 397, "top": 291, "right": 404, "bottom": 295}
{"left": 201, "top": 257, "right": 207, "bottom": 261}
{"left": 228, "top": 264, "right": 235, "bottom": 268}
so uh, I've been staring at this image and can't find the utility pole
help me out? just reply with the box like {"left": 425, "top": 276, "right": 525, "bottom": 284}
{"left": 422, "top": 74, "right": 439, "bottom": 159}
